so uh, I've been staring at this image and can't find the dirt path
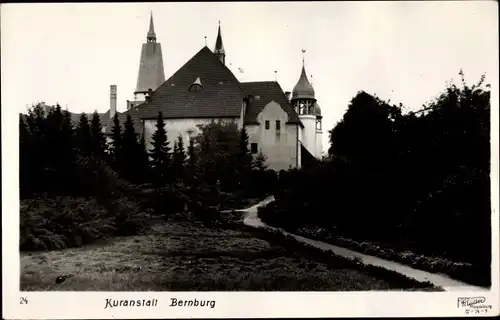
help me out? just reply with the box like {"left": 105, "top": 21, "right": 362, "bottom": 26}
{"left": 242, "top": 197, "right": 487, "bottom": 292}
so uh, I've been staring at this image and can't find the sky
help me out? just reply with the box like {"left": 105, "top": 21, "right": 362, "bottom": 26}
{"left": 2, "top": 1, "right": 498, "bottom": 151}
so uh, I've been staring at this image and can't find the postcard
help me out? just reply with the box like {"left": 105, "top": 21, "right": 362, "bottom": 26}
{"left": 2, "top": 1, "right": 499, "bottom": 318}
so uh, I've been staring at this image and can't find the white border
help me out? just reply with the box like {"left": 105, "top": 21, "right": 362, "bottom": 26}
{"left": 2, "top": 3, "right": 500, "bottom": 320}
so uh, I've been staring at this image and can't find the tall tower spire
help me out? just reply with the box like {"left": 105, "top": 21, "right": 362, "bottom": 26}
{"left": 147, "top": 11, "right": 156, "bottom": 42}
{"left": 214, "top": 21, "right": 226, "bottom": 65}
{"left": 133, "top": 12, "right": 165, "bottom": 104}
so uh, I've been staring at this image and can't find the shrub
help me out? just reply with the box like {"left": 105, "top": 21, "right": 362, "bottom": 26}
{"left": 111, "top": 198, "right": 151, "bottom": 236}
{"left": 20, "top": 197, "right": 115, "bottom": 251}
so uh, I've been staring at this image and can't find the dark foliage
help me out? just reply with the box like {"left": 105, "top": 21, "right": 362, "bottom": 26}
{"left": 259, "top": 71, "right": 491, "bottom": 286}
{"left": 171, "top": 135, "right": 187, "bottom": 182}
{"left": 109, "top": 113, "right": 122, "bottom": 170}
{"left": 121, "top": 114, "right": 149, "bottom": 184}
{"left": 75, "top": 113, "right": 93, "bottom": 156}
{"left": 90, "top": 111, "right": 108, "bottom": 159}
{"left": 149, "top": 111, "right": 171, "bottom": 185}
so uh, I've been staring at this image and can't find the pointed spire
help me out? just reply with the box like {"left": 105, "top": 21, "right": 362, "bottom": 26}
{"left": 147, "top": 11, "right": 156, "bottom": 42}
{"left": 214, "top": 21, "right": 226, "bottom": 65}
{"left": 215, "top": 21, "right": 225, "bottom": 53}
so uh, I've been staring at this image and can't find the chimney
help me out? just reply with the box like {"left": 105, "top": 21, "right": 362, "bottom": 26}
{"left": 285, "top": 91, "right": 291, "bottom": 102}
{"left": 146, "top": 88, "right": 153, "bottom": 103}
{"left": 110, "top": 85, "right": 117, "bottom": 119}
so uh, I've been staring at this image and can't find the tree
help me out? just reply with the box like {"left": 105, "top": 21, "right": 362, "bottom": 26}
{"left": 149, "top": 112, "right": 171, "bottom": 185}
{"left": 20, "top": 114, "right": 34, "bottom": 198}
{"left": 194, "top": 121, "right": 240, "bottom": 189}
{"left": 109, "top": 113, "right": 122, "bottom": 170}
{"left": 90, "top": 111, "right": 108, "bottom": 159}
{"left": 237, "top": 126, "right": 253, "bottom": 190}
{"left": 186, "top": 137, "right": 197, "bottom": 184}
{"left": 75, "top": 113, "right": 93, "bottom": 156}
{"left": 138, "top": 135, "right": 151, "bottom": 183}
{"left": 171, "top": 135, "right": 186, "bottom": 181}
{"left": 121, "top": 114, "right": 143, "bottom": 184}
{"left": 252, "top": 152, "right": 268, "bottom": 171}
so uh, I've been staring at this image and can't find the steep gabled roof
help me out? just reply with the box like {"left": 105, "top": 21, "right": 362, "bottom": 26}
{"left": 240, "top": 81, "right": 302, "bottom": 127}
{"left": 136, "top": 46, "right": 243, "bottom": 120}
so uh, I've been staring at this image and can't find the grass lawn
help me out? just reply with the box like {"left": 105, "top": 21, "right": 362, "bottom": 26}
{"left": 21, "top": 220, "right": 436, "bottom": 291}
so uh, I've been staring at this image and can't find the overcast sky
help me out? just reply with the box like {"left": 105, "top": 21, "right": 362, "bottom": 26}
{"left": 2, "top": 1, "right": 498, "bottom": 150}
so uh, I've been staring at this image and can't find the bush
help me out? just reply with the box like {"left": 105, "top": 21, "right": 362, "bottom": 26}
{"left": 20, "top": 197, "right": 115, "bottom": 251}
{"left": 111, "top": 198, "right": 151, "bottom": 236}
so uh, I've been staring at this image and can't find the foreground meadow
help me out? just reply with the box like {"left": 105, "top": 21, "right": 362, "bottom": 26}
{"left": 21, "top": 219, "right": 437, "bottom": 291}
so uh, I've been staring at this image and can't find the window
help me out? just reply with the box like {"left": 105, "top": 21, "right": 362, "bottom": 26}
{"left": 265, "top": 120, "right": 270, "bottom": 130}
{"left": 251, "top": 143, "right": 258, "bottom": 154}
{"left": 275, "top": 120, "right": 281, "bottom": 131}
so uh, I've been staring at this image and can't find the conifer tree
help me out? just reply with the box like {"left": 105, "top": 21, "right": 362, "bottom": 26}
{"left": 186, "top": 137, "right": 197, "bottom": 184}
{"left": 110, "top": 113, "right": 122, "bottom": 169}
{"left": 149, "top": 111, "right": 171, "bottom": 185}
{"left": 171, "top": 135, "right": 187, "bottom": 181}
{"left": 75, "top": 113, "right": 93, "bottom": 156}
{"left": 237, "top": 126, "right": 253, "bottom": 189}
{"left": 138, "top": 135, "right": 150, "bottom": 183}
{"left": 90, "top": 110, "right": 108, "bottom": 159}
{"left": 58, "top": 109, "right": 78, "bottom": 194}
{"left": 121, "top": 114, "right": 143, "bottom": 183}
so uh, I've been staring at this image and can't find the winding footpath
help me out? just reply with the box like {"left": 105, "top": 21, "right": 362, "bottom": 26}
{"left": 239, "top": 196, "right": 487, "bottom": 292}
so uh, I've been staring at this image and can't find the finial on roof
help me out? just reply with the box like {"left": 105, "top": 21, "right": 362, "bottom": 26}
{"left": 147, "top": 11, "right": 156, "bottom": 42}
{"left": 204, "top": 36, "right": 207, "bottom": 46}
{"left": 274, "top": 70, "right": 277, "bottom": 82}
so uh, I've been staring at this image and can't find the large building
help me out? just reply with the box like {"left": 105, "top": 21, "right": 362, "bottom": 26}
{"left": 105, "top": 14, "right": 323, "bottom": 171}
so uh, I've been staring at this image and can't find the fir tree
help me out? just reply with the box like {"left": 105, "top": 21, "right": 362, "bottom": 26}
{"left": 60, "top": 108, "right": 79, "bottom": 194}
{"left": 110, "top": 113, "right": 122, "bottom": 169}
{"left": 171, "top": 135, "right": 187, "bottom": 181}
{"left": 138, "top": 135, "right": 150, "bottom": 183}
{"left": 121, "top": 114, "right": 143, "bottom": 183}
{"left": 237, "top": 126, "right": 253, "bottom": 188}
{"left": 252, "top": 152, "right": 268, "bottom": 171}
{"left": 186, "top": 137, "right": 197, "bottom": 184}
{"left": 90, "top": 110, "right": 108, "bottom": 159}
{"left": 149, "top": 111, "right": 171, "bottom": 185}
{"left": 75, "top": 113, "right": 93, "bottom": 156}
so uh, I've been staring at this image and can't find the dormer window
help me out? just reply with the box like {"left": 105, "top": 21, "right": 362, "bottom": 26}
{"left": 189, "top": 77, "right": 204, "bottom": 92}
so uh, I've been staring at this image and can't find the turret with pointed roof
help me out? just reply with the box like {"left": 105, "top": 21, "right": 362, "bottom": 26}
{"left": 214, "top": 21, "right": 226, "bottom": 65}
{"left": 134, "top": 12, "right": 165, "bottom": 102}
{"left": 147, "top": 12, "right": 156, "bottom": 42}
{"left": 292, "top": 61, "right": 315, "bottom": 100}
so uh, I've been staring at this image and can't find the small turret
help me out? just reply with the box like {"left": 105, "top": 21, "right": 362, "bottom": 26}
{"left": 147, "top": 12, "right": 156, "bottom": 42}
{"left": 214, "top": 21, "right": 226, "bottom": 65}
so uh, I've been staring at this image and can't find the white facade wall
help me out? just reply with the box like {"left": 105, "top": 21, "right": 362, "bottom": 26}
{"left": 143, "top": 117, "right": 239, "bottom": 151}
{"left": 246, "top": 101, "right": 299, "bottom": 171}
{"left": 316, "top": 131, "right": 323, "bottom": 160}
{"left": 299, "top": 114, "right": 316, "bottom": 158}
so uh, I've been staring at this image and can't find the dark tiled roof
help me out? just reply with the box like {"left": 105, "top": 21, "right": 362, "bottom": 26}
{"left": 69, "top": 110, "right": 110, "bottom": 127}
{"left": 240, "top": 81, "right": 302, "bottom": 127}
{"left": 136, "top": 46, "right": 243, "bottom": 120}
{"left": 292, "top": 66, "right": 315, "bottom": 100}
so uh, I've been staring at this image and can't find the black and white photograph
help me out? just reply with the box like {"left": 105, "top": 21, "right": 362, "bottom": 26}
{"left": 2, "top": 1, "right": 499, "bottom": 318}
